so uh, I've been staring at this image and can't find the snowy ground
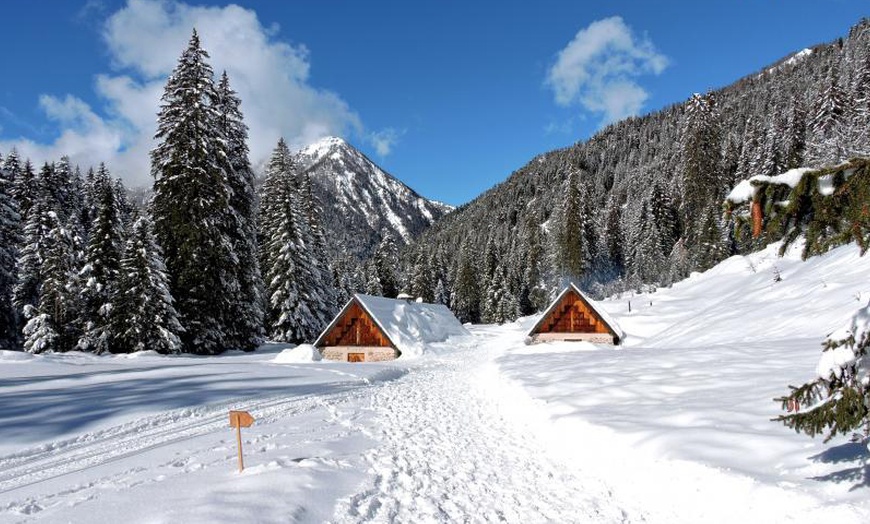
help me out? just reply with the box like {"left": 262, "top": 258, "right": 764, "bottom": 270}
{"left": 1, "top": 241, "right": 869, "bottom": 522}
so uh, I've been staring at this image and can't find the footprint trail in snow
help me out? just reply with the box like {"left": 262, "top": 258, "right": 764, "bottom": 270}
{"left": 333, "top": 338, "right": 632, "bottom": 523}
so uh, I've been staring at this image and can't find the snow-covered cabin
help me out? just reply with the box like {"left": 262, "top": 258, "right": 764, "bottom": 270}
{"left": 527, "top": 283, "right": 623, "bottom": 345}
{"left": 314, "top": 294, "right": 470, "bottom": 362}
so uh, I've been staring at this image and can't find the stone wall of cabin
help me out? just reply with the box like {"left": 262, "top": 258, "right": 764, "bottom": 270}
{"left": 320, "top": 346, "right": 399, "bottom": 362}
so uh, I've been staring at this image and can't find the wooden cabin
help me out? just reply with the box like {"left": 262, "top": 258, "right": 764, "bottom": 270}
{"left": 314, "top": 294, "right": 469, "bottom": 362}
{"left": 527, "top": 283, "right": 623, "bottom": 345}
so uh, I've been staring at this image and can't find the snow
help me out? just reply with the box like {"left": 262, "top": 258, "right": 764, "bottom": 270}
{"left": 2, "top": 241, "right": 870, "bottom": 522}
{"left": 272, "top": 344, "right": 322, "bottom": 363}
{"left": 784, "top": 47, "right": 813, "bottom": 66}
{"left": 761, "top": 48, "right": 813, "bottom": 77}
{"left": 726, "top": 167, "right": 813, "bottom": 204}
{"left": 816, "top": 299, "right": 870, "bottom": 379}
{"left": 296, "top": 136, "right": 348, "bottom": 161}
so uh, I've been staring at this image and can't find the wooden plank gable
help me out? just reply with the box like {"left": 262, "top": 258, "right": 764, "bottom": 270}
{"left": 319, "top": 300, "right": 394, "bottom": 348}
{"left": 527, "top": 284, "right": 622, "bottom": 345}
{"left": 537, "top": 289, "right": 611, "bottom": 335}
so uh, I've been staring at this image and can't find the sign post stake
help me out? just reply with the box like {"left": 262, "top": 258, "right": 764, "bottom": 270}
{"left": 235, "top": 424, "right": 244, "bottom": 472}
{"left": 229, "top": 410, "right": 255, "bottom": 472}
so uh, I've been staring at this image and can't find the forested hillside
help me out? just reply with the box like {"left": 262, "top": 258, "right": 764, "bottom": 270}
{"left": 402, "top": 19, "right": 870, "bottom": 323}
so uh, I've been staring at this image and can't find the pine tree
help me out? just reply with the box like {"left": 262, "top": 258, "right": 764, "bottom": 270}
{"left": 112, "top": 217, "right": 182, "bottom": 354}
{"left": 433, "top": 278, "right": 450, "bottom": 306}
{"left": 556, "top": 169, "right": 587, "bottom": 282}
{"left": 681, "top": 92, "right": 722, "bottom": 254}
{"left": 297, "top": 169, "right": 337, "bottom": 331}
{"left": 783, "top": 100, "right": 807, "bottom": 169}
{"left": 482, "top": 264, "right": 517, "bottom": 324}
{"left": 150, "top": 30, "right": 240, "bottom": 354}
{"left": 113, "top": 178, "right": 135, "bottom": 228}
{"left": 77, "top": 165, "right": 125, "bottom": 354}
{"left": 0, "top": 159, "right": 21, "bottom": 349}
{"left": 409, "top": 250, "right": 434, "bottom": 302}
{"left": 450, "top": 242, "right": 480, "bottom": 323}
{"left": 808, "top": 66, "right": 850, "bottom": 166}
{"left": 23, "top": 212, "right": 84, "bottom": 353}
{"left": 694, "top": 208, "right": 729, "bottom": 271}
{"left": 215, "top": 71, "right": 265, "bottom": 351}
{"left": 12, "top": 166, "right": 61, "bottom": 313}
{"left": 258, "top": 139, "right": 320, "bottom": 343}
{"left": 775, "top": 301, "right": 869, "bottom": 443}
{"left": 757, "top": 123, "right": 784, "bottom": 178}
{"left": 46, "top": 157, "right": 77, "bottom": 223}
{"left": 849, "top": 42, "right": 870, "bottom": 156}
{"left": 365, "top": 262, "right": 384, "bottom": 296}
{"left": 372, "top": 233, "right": 399, "bottom": 298}
{"left": 11, "top": 159, "right": 36, "bottom": 223}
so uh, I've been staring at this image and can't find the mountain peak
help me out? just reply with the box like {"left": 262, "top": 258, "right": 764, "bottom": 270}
{"left": 297, "top": 136, "right": 350, "bottom": 160}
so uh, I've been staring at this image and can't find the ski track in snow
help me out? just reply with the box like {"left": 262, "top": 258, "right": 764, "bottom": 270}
{"left": 332, "top": 334, "right": 633, "bottom": 523}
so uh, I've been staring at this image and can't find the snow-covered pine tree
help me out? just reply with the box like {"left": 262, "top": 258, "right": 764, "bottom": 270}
{"left": 648, "top": 181, "right": 679, "bottom": 257}
{"left": 733, "top": 118, "right": 759, "bottom": 183}
{"left": 215, "top": 70, "right": 265, "bottom": 351}
{"left": 11, "top": 159, "right": 36, "bottom": 223}
{"left": 680, "top": 92, "right": 722, "bottom": 256}
{"left": 807, "top": 66, "right": 850, "bottom": 167}
{"left": 150, "top": 30, "right": 240, "bottom": 354}
{"left": 258, "top": 139, "right": 319, "bottom": 343}
{"left": 12, "top": 165, "right": 62, "bottom": 313}
{"left": 365, "top": 263, "right": 384, "bottom": 297}
{"left": 556, "top": 169, "right": 588, "bottom": 283}
{"left": 597, "top": 194, "right": 625, "bottom": 281}
{"left": 297, "top": 169, "right": 337, "bottom": 331}
{"left": 757, "top": 123, "right": 784, "bottom": 178}
{"left": 111, "top": 216, "right": 182, "bottom": 354}
{"left": 624, "top": 199, "right": 668, "bottom": 288}
{"left": 113, "top": 178, "right": 135, "bottom": 228}
{"left": 849, "top": 41, "right": 870, "bottom": 156}
{"left": 776, "top": 300, "right": 869, "bottom": 443}
{"left": 450, "top": 241, "right": 480, "bottom": 323}
{"left": 694, "top": 207, "right": 729, "bottom": 272}
{"left": 433, "top": 278, "right": 449, "bottom": 306}
{"left": 409, "top": 250, "right": 434, "bottom": 302}
{"left": 47, "top": 157, "right": 78, "bottom": 223}
{"left": 783, "top": 100, "right": 807, "bottom": 170}
{"left": 0, "top": 159, "right": 21, "bottom": 349}
{"left": 23, "top": 212, "right": 84, "bottom": 353}
{"left": 77, "top": 164, "right": 125, "bottom": 354}
{"left": 372, "top": 233, "right": 399, "bottom": 298}
{"left": 482, "top": 263, "right": 517, "bottom": 324}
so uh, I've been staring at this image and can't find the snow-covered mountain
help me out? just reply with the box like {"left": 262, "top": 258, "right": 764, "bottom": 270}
{"left": 294, "top": 136, "right": 452, "bottom": 259}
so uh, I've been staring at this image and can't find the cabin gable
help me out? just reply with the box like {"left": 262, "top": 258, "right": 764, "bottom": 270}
{"left": 315, "top": 298, "right": 399, "bottom": 362}
{"left": 528, "top": 285, "right": 622, "bottom": 345}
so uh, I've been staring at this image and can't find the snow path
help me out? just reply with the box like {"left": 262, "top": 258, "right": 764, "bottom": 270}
{"left": 332, "top": 332, "right": 634, "bottom": 523}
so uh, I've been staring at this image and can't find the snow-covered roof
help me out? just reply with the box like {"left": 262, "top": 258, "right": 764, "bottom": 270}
{"left": 527, "top": 283, "right": 624, "bottom": 341}
{"left": 314, "top": 294, "right": 470, "bottom": 357}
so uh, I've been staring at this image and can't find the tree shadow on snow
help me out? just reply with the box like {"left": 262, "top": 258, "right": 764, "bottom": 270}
{"left": 0, "top": 370, "right": 374, "bottom": 445}
{"left": 808, "top": 442, "right": 870, "bottom": 492}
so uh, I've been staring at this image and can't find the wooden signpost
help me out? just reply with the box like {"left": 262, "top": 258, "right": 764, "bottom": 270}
{"left": 229, "top": 410, "right": 255, "bottom": 472}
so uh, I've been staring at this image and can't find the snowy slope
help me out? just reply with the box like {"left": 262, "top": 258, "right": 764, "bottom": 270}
{"left": 295, "top": 137, "right": 452, "bottom": 258}
{"left": 495, "top": 240, "right": 870, "bottom": 522}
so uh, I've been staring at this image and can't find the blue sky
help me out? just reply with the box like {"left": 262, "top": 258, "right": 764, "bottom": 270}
{"left": 0, "top": 0, "right": 867, "bottom": 205}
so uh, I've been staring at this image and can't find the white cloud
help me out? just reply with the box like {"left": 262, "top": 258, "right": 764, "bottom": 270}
{"left": 546, "top": 16, "right": 668, "bottom": 126}
{"left": 368, "top": 128, "right": 404, "bottom": 157}
{"left": 1, "top": 0, "right": 366, "bottom": 188}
